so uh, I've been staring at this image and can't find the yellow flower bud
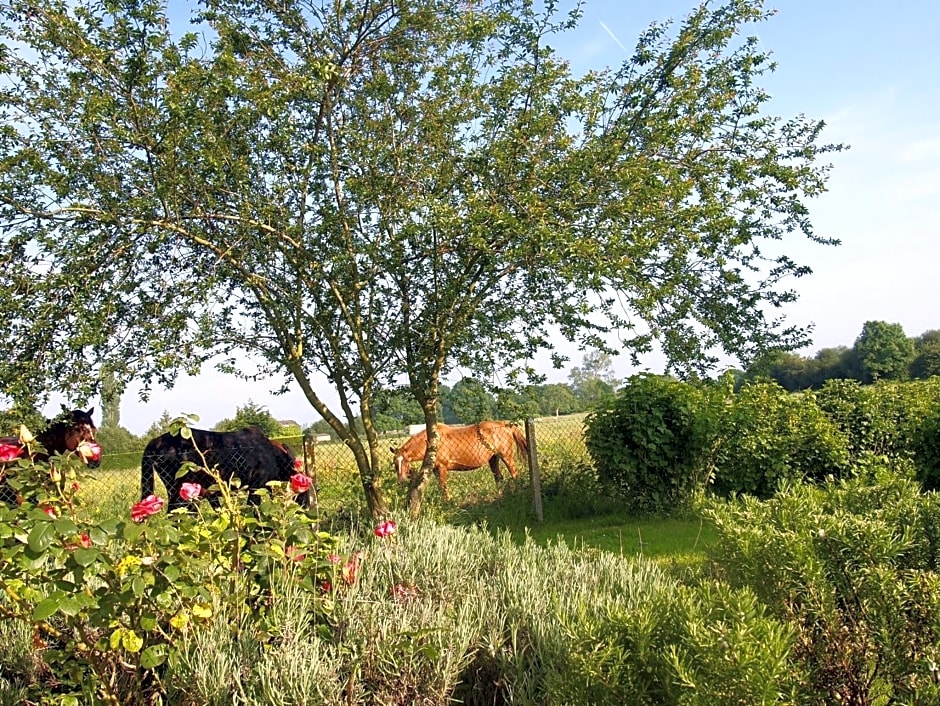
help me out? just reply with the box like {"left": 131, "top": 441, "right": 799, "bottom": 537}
{"left": 18, "top": 424, "right": 34, "bottom": 444}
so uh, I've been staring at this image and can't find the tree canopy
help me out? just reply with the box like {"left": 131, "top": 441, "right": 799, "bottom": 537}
{"left": 0, "top": 0, "right": 842, "bottom": 516}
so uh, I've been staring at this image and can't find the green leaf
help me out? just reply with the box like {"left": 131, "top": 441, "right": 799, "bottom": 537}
{"left": 72, "top": 547, "right": 99, "bottom": 567}
{"left": 122, "top": 522, "right": 144, "bottom": 543}
{"left": 54, "top": 517, "right": 80, "bottom": 535}
{"left": 27, "top": 522, "right": 56, "bottom": 553}
{"left": 33, "top": 597, "right": 60, "bottom": 621}
{"left": 58, "top": 596, "right": 83, "bottom": 617}
{"left": 140, "top": 643, "right": 168, "bottom": 669}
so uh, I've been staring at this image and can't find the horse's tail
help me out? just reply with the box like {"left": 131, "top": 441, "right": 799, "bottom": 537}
{"left": 509, "top": 424, "right": 529, "bottom": 472}
{"left": 140, "top": 445, "right": 156, "bottom": 500}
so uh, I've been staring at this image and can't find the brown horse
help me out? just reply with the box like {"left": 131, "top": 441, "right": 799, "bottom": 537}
{"left": 391, "top": 421, "right": 528, "bottom": 500}
{"left": 0, "top": 408, "right": 101, "bottom": 505}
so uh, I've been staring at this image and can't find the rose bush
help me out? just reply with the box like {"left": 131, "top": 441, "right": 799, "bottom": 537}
{"left": 0, "top": 421, "right": 345, "bottom": 705}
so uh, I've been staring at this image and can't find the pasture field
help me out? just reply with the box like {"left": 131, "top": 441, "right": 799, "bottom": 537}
{"left": 78, "top": 413, "right": 715, "bottom": 567}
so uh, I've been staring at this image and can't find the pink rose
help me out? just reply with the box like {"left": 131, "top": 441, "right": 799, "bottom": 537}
{"left": 76, "top": 441, "right": 102, "bottom": 463}
{"left": 131, "top": 494, "right": 165, "bottom": 522}
{"left": 374, "top": 520, "right": 397, "bottom": 538}
{"left": 289, "top": 473, "right": 312, "bottom": 494}
{"left": 0, "top": 442, "right": 23, "bottom": 464}
{"left": 327, "top": 553, "right": 342, "bottom": 564}
{"left": 179, "top": 483, "right": 202, "bottom": 501}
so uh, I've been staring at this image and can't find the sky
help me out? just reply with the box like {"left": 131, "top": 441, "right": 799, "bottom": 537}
{"left": 53, "top": 0, "right": 940, "bottom": 435}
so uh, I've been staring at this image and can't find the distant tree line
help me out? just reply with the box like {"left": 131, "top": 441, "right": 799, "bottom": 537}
{"left": 740, "top": 321, "right": 939, "bottom": 391}
{"left": 306, "top": 351, "right": 623, "bottom": 436}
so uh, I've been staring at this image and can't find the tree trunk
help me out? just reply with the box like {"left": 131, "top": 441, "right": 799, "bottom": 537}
{"left": 406, "top": 394, "right": 441, "bottom": 516}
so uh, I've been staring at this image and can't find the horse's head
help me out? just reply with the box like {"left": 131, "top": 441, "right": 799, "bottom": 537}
{"left": 390, "top": 445, "right": 410, "bottom": 483}
{"left": 54, "top": 407, "right": 101, "bottom": 469}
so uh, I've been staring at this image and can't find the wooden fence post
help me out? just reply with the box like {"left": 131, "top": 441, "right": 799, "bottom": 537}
{"left": 525, "top": 418, "right": 543, "bottom": 522}
{"left": 303, "top": 432, "right": 320, "bottom": 516}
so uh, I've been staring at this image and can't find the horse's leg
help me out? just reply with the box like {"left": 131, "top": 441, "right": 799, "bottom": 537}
{"left": 436, "top": 464, "right": 451, "bottom": 501}
{"left": 489, "top": 455, "right": 504, "bottom": 483}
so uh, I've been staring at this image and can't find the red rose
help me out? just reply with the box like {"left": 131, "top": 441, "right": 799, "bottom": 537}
{"left": 289, "top": 473, "right": 312, "bottom": 494}
{"left": 131, "top": 494, "right": 165, "bottom": 522}
{"left": 41, "top": 505, "right": 57, "bottom": 519}
{"left": 0, "top": 442, "right": 23, "bottom": 464}
{"left": 292, "top": 457, "right": 303, "bottom": 472}
{"left": 342, "top": 551, "right": 363, "bottom": 585}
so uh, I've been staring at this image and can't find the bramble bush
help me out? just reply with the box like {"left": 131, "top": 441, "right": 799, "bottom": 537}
{"left": 0, "top": 421, "right": 344, "bottom": 705}
{"left": 711, "top": 380, "right": 851, "bottom": 499}
{"left": 814, "top": 377, "right": 940, "bottom": 465}
{"left": 584, "top": 374, "right": 724, "bottom": 513}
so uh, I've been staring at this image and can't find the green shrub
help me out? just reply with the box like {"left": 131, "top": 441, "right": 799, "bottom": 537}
{"left": 815, "top": 378, "right": 940, "bottom": 464}
{"left": 584, "top": 374, "right": 721, "bottom": 513}
{"left": 706, "top": 471, "right": 940, "bottom": 705}
{"left": 712, "top": 381, "right": 850, "bottom": 498}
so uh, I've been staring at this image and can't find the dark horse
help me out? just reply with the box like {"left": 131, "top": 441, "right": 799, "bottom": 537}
{"left": 140, "top": 426, "right": 308, "bottom": 512}
{"left": 0, "top": 408, "right": 101, "bottom": 505}
{"left": 392, "top": 421, "right": 528, "bottom": 500}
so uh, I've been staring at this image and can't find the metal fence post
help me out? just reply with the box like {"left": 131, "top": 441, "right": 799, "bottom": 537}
{"left": 525, "top": 417, "right": 543, "bottom": 522}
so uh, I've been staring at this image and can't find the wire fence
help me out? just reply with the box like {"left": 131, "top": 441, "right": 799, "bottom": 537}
{"left": 79, "top": 414, "right": 592, "bottom": 514}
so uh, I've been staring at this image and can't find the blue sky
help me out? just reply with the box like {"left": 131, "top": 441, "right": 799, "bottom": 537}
{"left": 97, "top": 0, "right": 939, "bottom": 434}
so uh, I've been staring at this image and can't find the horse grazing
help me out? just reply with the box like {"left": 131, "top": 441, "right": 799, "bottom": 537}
{"left": 140, "top": 426, "right": 308, "bottom": 512}
{"left": 392, "top": 421, "right": 528, "bottom": 500}
{"left": 0, "top": 408, "right": 102, "bottom": 505}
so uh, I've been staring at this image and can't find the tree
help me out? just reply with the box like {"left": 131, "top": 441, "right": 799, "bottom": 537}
{"left": 0, "top": 0, "right": 842, "bottom": 517}
{"left": 214, "top": 400, "right": 281, "bottom": 437}
{"left": 372, "top": 388, "right": 423, "bottom": 433}
{"left": 853, "top": 321, "right": 915, "bottom": 383}
{"left": 446, "top": 378, "right": 497, "bottom": 424}
{"left": 911, "top": 331, "right": 940, "bottom": 380}
{"left": 569, "top": 351, "right": 621, "bottom": 408}
{"left": 535, "top": 383, "right": 580, "bottom": 417}
{"left": 100, "top": 366, "right": 123, "bottom": 430}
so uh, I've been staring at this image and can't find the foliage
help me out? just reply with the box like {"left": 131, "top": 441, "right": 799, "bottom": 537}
{"left": 445, "top": 378, "right": 497, "bottom": 424}
{"left": 584, "top": 374, "right": 722, "bottom": 513}
{"left": 911, "top": 330, "right": 940, "bottom": 379}
{"left": 0, "top": 0, "right": 842, "bottom": 518}
{"left": 909, "top": 380, "right": 940, "bottom": 490}
{"left": 94, "top": 425, "right": 145, "bottom": 455}
{"left": 854, "top": 320, "right": 915, "bottom": 382}
{"left": 814, "top": 377, "right": 939, "bottom": 465}
{"left": 568, "top": 350, "right": 621, "bottom": 410}
{"left": 213, "top": 400, "right": 281, "bottom": 437}
{"left": 372, "top": 388, "right": 424, "bottom": 432}
{"left": 712, "top": 380, "right": 851, "bottom": 498}
{"left": 0, "top": 424, "right": 341, "bottom": 704}
{"left": 706, "top": 471, "right": 940, "bottom": 705}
